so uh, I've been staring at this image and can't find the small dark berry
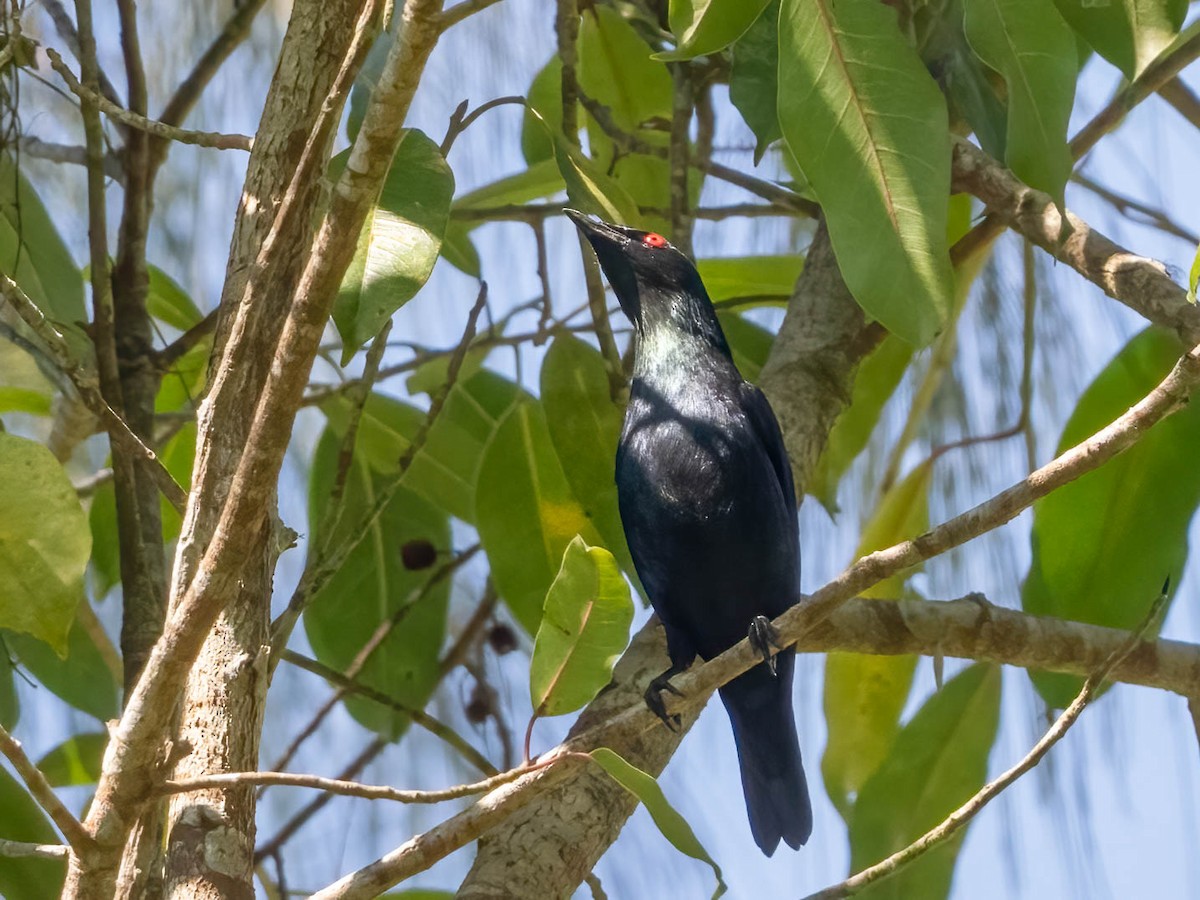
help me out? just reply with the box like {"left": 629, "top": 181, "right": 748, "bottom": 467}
{"left": 400, "top": 538, "right": 437, "bottom": 571}
{"left": 465, "top": 684, "right": 492, "bottom": 724}
{"left": 487, "top": 623, "right": 518, "bottom": 655}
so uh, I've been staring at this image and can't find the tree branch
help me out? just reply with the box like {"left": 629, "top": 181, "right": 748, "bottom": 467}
{"left": 952, "top": 139, "right": 1200, "bottom": 346}
{"left": 46, "top": 49, "right": 253, "bottom": 151}
{"left": 0, "top": 726, "right": 94, "bottom": 854}
{"left": 802, "top": 586, "right": 1170, "bottom": 900}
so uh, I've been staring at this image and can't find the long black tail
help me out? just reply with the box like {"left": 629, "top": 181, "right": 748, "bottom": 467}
{"left": 718, "top": 648, "right": 811, "bottom": 855}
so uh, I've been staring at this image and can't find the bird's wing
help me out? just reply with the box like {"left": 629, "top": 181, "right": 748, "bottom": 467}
{"left": 739, "top": 381, "right": 798, "bottom": 509}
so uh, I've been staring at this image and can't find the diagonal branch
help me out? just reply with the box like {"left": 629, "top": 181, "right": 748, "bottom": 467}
{"left": 802, "top": 585, "right": 1170, "bottom": 900}
{"left": 0, "top": 726, "right": 95, "bottom": 854}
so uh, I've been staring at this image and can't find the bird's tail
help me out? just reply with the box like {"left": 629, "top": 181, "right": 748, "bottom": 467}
{"left": 718, "top": 648, "right": 812, "bottom": 855}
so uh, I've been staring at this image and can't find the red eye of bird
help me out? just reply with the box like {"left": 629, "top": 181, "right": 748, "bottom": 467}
{"left": 642, "top": 232, "right": 668, "bottom": 248}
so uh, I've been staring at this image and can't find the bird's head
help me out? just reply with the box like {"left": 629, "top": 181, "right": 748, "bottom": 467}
{"left": 565, "top": 208, "right": 708, "bottom": 333}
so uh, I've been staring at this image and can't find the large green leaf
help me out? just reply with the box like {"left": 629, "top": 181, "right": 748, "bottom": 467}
{"left": 334, "top": 130, "right": 454, "bottom": 363}
{"left": 849, "top": 664, "right": 1001, "bottom": 899}
{"left": 964, "top": 0, "right": 1076, "bottom": 203}
{"left": 304, "top": 427, "right": 452, "bottom": 738}
{"left": 521, "top": 57, "right": 564, "bottom": 165}
{"left": 530, "top": 537, "right": 633, "bottom": 717}
{"left": 5, "top": 620, "right": 119, "bottom": 720}
{"left": 37, "top": 731, "right": 107, "bottom": 786}
{"left": 698, "top": 255, "right": 802, "bottom": 305}
{"left": 146, "top": 265, "right": 203, "bottom": 331}
{"left": 540, "top": 334, "right": 637, "bottom": 582}
{"left": 778, "top": 0, "right": 953, "bottom": 346}
{"left": 822, "top": 462, "right": 931, "bottom": 819}
{"left": 730, "top": 0, "right": 782, "bottom": 163}
{"left": 452, "top": 159, "right": 565, "bottom": 212}
{"left": 0, "top": 337, "right": 55, "bottom": 416}
{"left": 1023, "top": 327, "right": 1200, "bottom": 707}
{"left": 0, "top": 434, "right": 91, "bottom": 653}
{"left": 1052, "top": 0, "right": 1185, "bottom": 77}
{"left": 660, "top": 0, "right": 773, "bottom": 60}
{"left": 591, "top": 748, "right": 726, "bottom": 898}
{"left": 320, "top": 371, "right": 528, "bottom": 525}
{"left": 0, "top": 764, "right": 65, "bottom": 899}
{"left": 0, "top": 154, "right": 84, "bottom": 322}
{"left": 476, "top": 400, "right": 605, "bottom": 634}
{"left": 579, "top": 6, "right": 673, "bottom": 134}
{"left": 809, "top": 335, "right": 913, "bottom": 513}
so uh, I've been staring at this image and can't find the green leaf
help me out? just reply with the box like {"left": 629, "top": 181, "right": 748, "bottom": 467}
{"left": 964, "top": 0, "right": 1076, "bottom": 203}
{"left": 0, "top": 154, "right": 84, "bottom": 323}
{"left": 440, "top": 222, "right": 481, "bottom": 278}
{"left": 334, "top": 130, "right": 455, "bottom": 363}
{"left": 453, "top": 159, "right": 565, "bottom": 212}
{"left": 0, "top": 765, "right": 65, "bottom": 899}
{"left": 715, "top": 312, "right": 774, "bottom": 384}
{"left": 476, "top": 400, "right": 605, "bottom": 633}
{"left": 320, "top": 371, "right": 528, "bottom": 524}
{"left": 146, "top": 265, "right": 203, "bottom": 331}
{"left": 698, "top": 254, "right": 802, "bottom": 304}
{"left": 0, "top": 338, "right": 55, "bottom": 416}
{"left": 0, "top": 434, "right": 90, "bottom": 653}
{"left": 778, "top": 0, "right": 953, "bottom": 346}
{"left": 1052, "top": 0, "right": 1185, "bottom": 78}
{"left": 849, "top": 664, "right": 1001, "bottom": 900}
{"left": 522, "top": 57, "right": 563, "bottom": 164}
{"left": 730, "top": 0, "right": 782, "bottom": 163}
{"left": 529, "top": 537, "right": 633, "bottom": 717}
{"left": 37, "top": 731, "right": 106, "bottom": 786}
{"left": 0, "top": 645, "right": 18, "bottom": 728}
{"left": 5, "top": 620, "right": 119, "bottom": 720}
{"left": 822, "top": 461, "right": 932, "bottom": 818}
{"left": 1187, "top": 241, "right": 1199, "bottom": 304}
{"left": 809, "top": 335, "right": 913, "bottom": 513}
{"left": 540, "top": 334, "right": 638, "bottom": 584}
{"left": 1023, "top": 327, "right": 1200, "bottom": 707}
{"left": 578, "top": 7, "right": 673, "bottom": 134}
{"left": 304, "top": 427, "right": 451, "bottom": 738}
{"left": 591, "top": 748, "right": 727, "bottom": 898}
{"left": 660, "top": 0, "right": 773, "bottom": 60}
{"left": 528, "top": 108, "right": 640, "bottom": 226}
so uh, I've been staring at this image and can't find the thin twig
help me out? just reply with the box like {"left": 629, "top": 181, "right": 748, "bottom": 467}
{"left": 40, "top": 0, "right": 124, "bottom": 109}
{"left": 279, "top": 648, "right": 497, "bottom": 776}
{"left": 439, "top": 0, "right": 505, "bottom": 29}
{"left": 1158, "top": 76, "right": 1200, "bottom": 131}
{"left": 802, "top": 583, "right": 1170, "bottom": 899}
{"left": 437, "top": 580, "right": 500, "bottom": 677}
{"left": 267, "top": 547, "right": 482, "bottom": 774}
{"left": 268, "top": 286, "right": 488, "bottom": 658}
{"left": 0, "top": 840, "right": 70, "bottom": 860}
{"left": 46, "top": 49, "right": 253, "bottom": 151}
{"left": 0, "top": 274, "right": 187, "bottom": 511}
{"left": 668, "top": 62, "right": 694, "bottom": 256}
{"left": 1071, "top": 172, "right": 1199, "bottom": 245}
{"left": 254, "top": 738, "right": 389, "bottom": 862}
{"left": 164, "top": 765, "right": 529, "bottom": 805}
{"left": 0, "top": 725, "right": 95, "bottom": 853}
{"left": 440, "top": 95, "right": 525, "bottom": 155}
{"left": 14, "top": 136, "right": 124, "bottom": 181}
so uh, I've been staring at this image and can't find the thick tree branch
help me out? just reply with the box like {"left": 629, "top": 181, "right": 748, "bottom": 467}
{"left": 951, "top": 139, "right": 1200, "bottom": 346}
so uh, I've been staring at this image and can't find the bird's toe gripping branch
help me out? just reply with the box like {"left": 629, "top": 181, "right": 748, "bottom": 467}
{"left": 748, "top": 615, "right": 782, "bottom": 676}
{"left": 644, "top": 667, "right": 685, "bottom": 732}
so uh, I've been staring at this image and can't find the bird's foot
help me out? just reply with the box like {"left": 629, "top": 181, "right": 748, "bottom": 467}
{"left": 748, "top": 615, "right": 782, "bottom": 676}
{"left": 644, "top": 669, "right": 684, "bottom": 732}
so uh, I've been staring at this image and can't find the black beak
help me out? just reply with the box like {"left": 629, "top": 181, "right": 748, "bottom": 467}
{"left": 564, "top": 208, "right": 632, "bottom": 250}
{"left": 563, "top": 209, "right": 641, "bottom": 325}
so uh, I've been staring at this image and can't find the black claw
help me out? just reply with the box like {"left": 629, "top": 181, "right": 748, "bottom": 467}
{"left": 644, "top": 669, "right": 685, "bottom": 731}
{"left": 748, "top": 615, "right": 781, "bottom": 676}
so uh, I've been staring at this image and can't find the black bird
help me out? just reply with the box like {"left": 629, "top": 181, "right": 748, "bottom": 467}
{"left": 566, "top": 209, "right": 812, "bottom": 855}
